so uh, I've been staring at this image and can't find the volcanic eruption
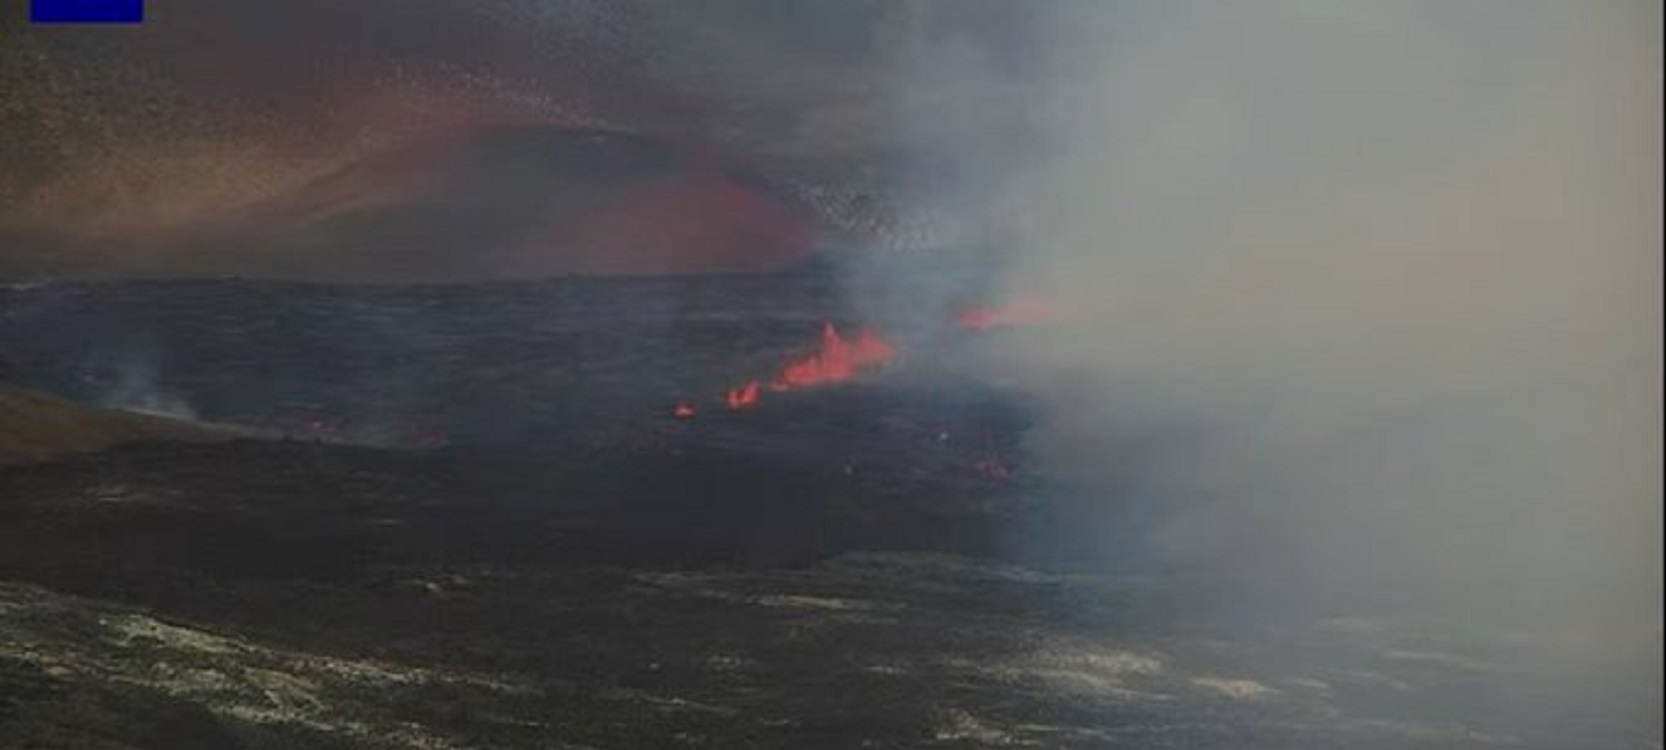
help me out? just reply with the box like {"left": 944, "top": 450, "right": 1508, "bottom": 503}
{"left": 710, "top": 322, "right": 897, "bottom": 413}
{"left": 771, "top": 322, "right": 896, "bottom": 391}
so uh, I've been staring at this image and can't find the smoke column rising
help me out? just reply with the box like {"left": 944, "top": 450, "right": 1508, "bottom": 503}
{"left": 917, "top": 0, "right": 1662, "bottom": 681}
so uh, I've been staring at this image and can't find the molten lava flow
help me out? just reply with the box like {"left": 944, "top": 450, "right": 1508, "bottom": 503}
{"left": 706, "top": 322, "right": 895, "bottom": 413}
{"left": 974, "top": 430, "right": 1014, "bottom": 480}
{"left": 673, "top": 403, "right": 697, "bottom": 419}
{"left": 955, "top": 295, "right": 1050, "bottom": 331}
{"left": 975, "top": 456, "right": 1014, "bottom": 480}
{"left": 770, "top": 322, "right": 896, "bottom": 391}
{"left": 725, "top": 380, "right": 761, "bottom": 410}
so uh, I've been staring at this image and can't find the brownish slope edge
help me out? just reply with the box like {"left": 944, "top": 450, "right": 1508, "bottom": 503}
{"left": 0, "top": 383, "right": 236, "bottom": 465}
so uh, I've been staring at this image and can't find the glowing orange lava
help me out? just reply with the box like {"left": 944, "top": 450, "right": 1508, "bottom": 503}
{"left": 725, "top": 380, "right": 761, "bottom": 410}
{"left": 955, "top": 295, "right": 1050, "bottom": 331}
{"left": 770, "top": 322, "right": 895, "bottom": 391}
{"left": 697, "top": 322, "right": 896, "bottom": 414}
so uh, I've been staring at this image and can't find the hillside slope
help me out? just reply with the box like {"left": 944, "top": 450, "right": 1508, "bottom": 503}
{"left": 0, "top": 383, "right": 232, "bottom": 465}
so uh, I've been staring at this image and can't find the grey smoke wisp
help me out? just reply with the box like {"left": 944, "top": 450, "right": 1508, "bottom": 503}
{"left": 98, "top": 346, "right": 197, "bottom": 421}
{"left": 888, "top": 0, "right": 1661, "bottom": 675}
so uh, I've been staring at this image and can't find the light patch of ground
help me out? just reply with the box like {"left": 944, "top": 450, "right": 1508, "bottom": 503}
{"left": 750, "top": 594, "right": 894, "bottom": 612}
{"left": 104, "top": 613, "right": 245, "bottom": 655}
{"left": 1030, "top": 667, "right": 1150, "bottom": 700}
{"left": 1037, "top": 646, "right": 1166, "bottom": 677}
{"left": 597, "top": 686, "right": 742, "bottom": 717}
{"left": 1190, "top": 676, "right": 1276, "bottom": 701}
{"left": 702, "top": 653, "right": 759, "bottom": 672}
{"left": 955, "top": 640, "right": 1169, "bottom": 701}
{"left": 1285, "top": 677, "right": 1332, "bottom": 692}
{"left": 932, "top": 707, "right": 1022, "bottom": 746}
{"left": 0, "top": 582, "right": 531, "bottom": 748}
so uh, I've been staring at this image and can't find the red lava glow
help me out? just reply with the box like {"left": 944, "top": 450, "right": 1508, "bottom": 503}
{"left": 690, "top": 322, "right": 897, "bottom": 415}
{"left": 972, "top": 430, "right": 1014, "bottom": 481}
{"left": 770, "top": 322, "right": 895, "bottom": 391}
{"left": 304, "top": 415, "right": 344, "bottom": 436}
{"left": 954, "top": 296, "right": 1051, "bottom": 331}
{"left": 666, "top": 322, "right": 1018, "bottom": 481}
{"left": 725, "top": 380, "right": 761, "bottom": 410}
{"left": 974, "top": 456, "right": 1014, "bottom": 480}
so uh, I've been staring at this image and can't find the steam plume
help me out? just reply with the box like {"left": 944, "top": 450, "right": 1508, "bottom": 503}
{"left": 902, "top": 0, "right": 1661, "bottom": 678}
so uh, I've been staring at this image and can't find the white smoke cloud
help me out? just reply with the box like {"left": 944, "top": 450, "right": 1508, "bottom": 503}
{"left": 906, "top": 0, "right": 1660, "bottom": 667}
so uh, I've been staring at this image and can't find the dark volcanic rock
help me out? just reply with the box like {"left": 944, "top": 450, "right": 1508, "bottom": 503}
{"left": 0, "top": 274, "right": 1007, "bottom": 450}
{"left": 1, "top": 279, "right": 1655, "bottom": 749}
